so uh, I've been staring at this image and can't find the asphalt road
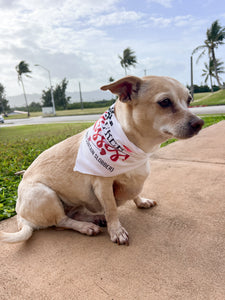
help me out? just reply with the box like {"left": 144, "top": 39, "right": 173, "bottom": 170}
{"left": 1, "top": 106, "right": 225, "bottom": 127}
{"left": 189, "top": 105, "right": 225, "bottom": 114}
{"left": 1, "top": 114, "right": 100, "bottom": 127}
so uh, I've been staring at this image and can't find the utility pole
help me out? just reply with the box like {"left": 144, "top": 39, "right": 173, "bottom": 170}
{"left": 144, "top": 69, "right": 150, "bottom": 76}
{"left": 34, "top": 64, "right": 56, "bottom": 115}
{"left": 79, "top": 82, "right": 84, "bottom": 110}
{"left": 48, "top": 72, "right": 56, "bottom": 115}
{"left": 190, "top": 56, "right": 194, "bottom": 98}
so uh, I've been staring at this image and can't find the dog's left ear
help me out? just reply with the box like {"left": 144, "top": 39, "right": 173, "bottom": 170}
{"left": 101, "top": 76, "right": 142, "bottom": 102}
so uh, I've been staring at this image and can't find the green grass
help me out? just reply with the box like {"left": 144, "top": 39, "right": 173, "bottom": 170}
{"left": 55, "top": 107, "right": 108, "bottom": 116}
{"left": 193, "top": 92, "right": 211, "bottom": 101}
{"left": 191, "top": 89, "right": 225, "bottom": 106}
{"left": 1, "top": 115, "right": 225, "bottom": 221}
{"left": 0, "top": 123, "right": 91, "bottom": 221}
{"left": 200, "top": 114, "right": 225, "bottom": 127}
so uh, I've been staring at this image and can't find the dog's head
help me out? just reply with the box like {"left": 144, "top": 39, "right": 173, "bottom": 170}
{"left": 101, "top": 75, "right": 204, "bottom": 143}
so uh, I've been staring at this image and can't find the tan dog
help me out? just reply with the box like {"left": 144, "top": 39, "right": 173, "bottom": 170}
{"left": 0, "top": 76, "right": 204, "bottom": 245}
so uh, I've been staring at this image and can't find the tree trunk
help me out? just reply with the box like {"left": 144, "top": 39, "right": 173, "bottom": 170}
{"left": 20, "top": 77, "right": 30, "bottom": 117}
{"left": 0, "top": 97, "right": 5, "bottom": 114}
{"left": 79, "top": 82, "right": 83, "bottom": 110}
{"left": 209, "top": 74, "right": 214, "bottom": 93}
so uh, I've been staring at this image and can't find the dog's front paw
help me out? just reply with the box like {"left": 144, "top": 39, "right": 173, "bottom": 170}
{"left": 134, "top": 197, "right": 157, "bottom": 209}
{"left": 109, "top": 224, "right": 129, "bottom": 246}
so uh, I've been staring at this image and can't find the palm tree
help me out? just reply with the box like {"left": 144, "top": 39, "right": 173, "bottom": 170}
{"left": 202, "top": 60, "right": 214, "bottom": 92}
{"left": 214, "top": 58, "right": 225, "bottom": 78}
{"left": 202, "top": 58, "right": 225, "bottom": 92}
{"left": 119, "top": 47, "right": 137, "bottom": 75}
{"left": 15, "top": 61, "right": 32, "bottom": 117}
{"left": 192, "top": 20, "right": 225, "bottom": 88}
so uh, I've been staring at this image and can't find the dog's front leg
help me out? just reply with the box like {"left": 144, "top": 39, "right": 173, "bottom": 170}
{"left": 92, "top": 178, "right": 129, "bottom": 246}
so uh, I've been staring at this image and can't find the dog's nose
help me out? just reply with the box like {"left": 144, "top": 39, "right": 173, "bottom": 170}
{"left": 190, "top": 118, "right": 204, "bottom": 132}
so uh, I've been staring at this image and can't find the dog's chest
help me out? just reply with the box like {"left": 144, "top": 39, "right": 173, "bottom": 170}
{"left": 113, "top": 163, "right": 150, "bottom": 205}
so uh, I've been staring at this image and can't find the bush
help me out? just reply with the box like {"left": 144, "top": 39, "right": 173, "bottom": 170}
{"left": 187, "top": 84, "right": 220, "bottom": 93}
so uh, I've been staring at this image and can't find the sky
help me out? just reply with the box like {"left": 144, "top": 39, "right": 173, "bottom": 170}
{"left": 0, "top": 0, "right": 225, "bottom": 98}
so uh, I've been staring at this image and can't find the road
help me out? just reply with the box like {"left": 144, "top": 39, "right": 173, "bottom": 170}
{"left": 189, "top": 105, "right": 225, "bottom": 114}
{"left": 1, "top": 106, "right": 225, "bottom": 127}
{"left": 1, "top": 114, "right": 100, "bottom": 127}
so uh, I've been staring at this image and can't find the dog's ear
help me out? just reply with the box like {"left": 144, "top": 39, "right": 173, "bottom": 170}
{"left": 100, "top": 76, "right": 142, "bottom": 102}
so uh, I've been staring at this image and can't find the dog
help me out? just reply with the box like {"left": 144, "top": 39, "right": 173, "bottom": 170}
{"left": 0, "top": 75, "right": 204, "bottom": 246}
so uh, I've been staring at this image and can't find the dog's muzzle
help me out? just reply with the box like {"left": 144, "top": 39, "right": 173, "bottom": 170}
{"left": 170, "top": 115, "right": 204, "bottom": 139}
{"left": 189, "top": 117, "right": 204, "bottom": 135}
{"left": 180, "top": 116, "right": 204, "bottom": 138}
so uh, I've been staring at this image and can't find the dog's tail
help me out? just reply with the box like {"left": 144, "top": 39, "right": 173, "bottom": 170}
{"left": 0, "top": 224, "right": 33, "bottom": 243}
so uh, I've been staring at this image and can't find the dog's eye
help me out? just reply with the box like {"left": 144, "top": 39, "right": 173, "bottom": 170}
{"left": 158, "top": 98, "right": 171, "bottom": 108}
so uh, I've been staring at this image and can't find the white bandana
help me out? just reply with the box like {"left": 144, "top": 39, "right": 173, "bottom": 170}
{"left": 74, "top": 104, "right": 151, "bottom": 177}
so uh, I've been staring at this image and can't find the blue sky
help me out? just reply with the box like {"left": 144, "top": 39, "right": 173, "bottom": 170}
{"left": 0, "top": 0, "right": 225, "bottom": 98}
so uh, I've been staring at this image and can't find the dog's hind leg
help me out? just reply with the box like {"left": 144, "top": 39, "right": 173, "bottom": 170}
{"left": 1, "top": 182, "right": 66, "bottom": 243}
{"left": 56, "top": 216, "right": 101, "bottom": 235}
{"left": 16, "top": 182, "right": 66, "bottom": 228}
{"left": 63, "top": 204, "right": 107, "bottom": 227}
{"left": 75, "top": 212, "right": 107, "bottom": 227}
{"left": 18, "top": 182, "right": 101, "bottom": 236}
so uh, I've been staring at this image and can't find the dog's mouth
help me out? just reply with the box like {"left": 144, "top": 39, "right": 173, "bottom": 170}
{"left": 163, "top": 129, "right": 200, "bottom": 140}
{"left": 161, "top": 118, "right": 204, "bottom": 140}
{"left": 164, "top": 127, "right": 202, "bottom": 140}
{"left": 162, "top": 129, "right": 173, "bottom": 137}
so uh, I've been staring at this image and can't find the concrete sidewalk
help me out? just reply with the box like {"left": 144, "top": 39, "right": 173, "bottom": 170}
{"left": 1, "top": 121, "right": 225, "bottom": 300}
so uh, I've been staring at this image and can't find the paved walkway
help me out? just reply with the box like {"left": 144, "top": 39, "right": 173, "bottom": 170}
{"left": 1, "top": 121, "right": 225, "bottom": 299}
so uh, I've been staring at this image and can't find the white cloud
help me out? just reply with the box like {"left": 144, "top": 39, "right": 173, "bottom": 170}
{"left": 174, "top": 15, "right": 193, "bottom": 27}
{"left": 149, "top": 15, "right": 195, "bottom": 28}
{"left": 149, "top": 16, "right": 172, "bottom": 27}
{"left": 147, "top": 0, "right": 174, "bottom": 8}
{"left": 0, "top": 0, "right": 224, "bottom": 98}
{"left": 0, "top": 0, "right": 119, "bottom": 95}
{"left": 89, "top": 11, "right": 143, "bottom": 27}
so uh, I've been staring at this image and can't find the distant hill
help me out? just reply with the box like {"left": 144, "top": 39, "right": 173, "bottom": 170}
{"left": 8, "top": 90, "right": 113, "bottom": 108}
{"left": 8, "top": 93, "right": 42, "bottom": 108}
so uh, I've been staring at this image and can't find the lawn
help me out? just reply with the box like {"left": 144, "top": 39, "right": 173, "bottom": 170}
{"left": 191, "top": 89, "right": 225, "bottom": 106}
{"left": 193, "top": 92, "right": 211, "bottom": 101}
{"left": 1, "top": 115, "right": 225, "bottom": 221}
